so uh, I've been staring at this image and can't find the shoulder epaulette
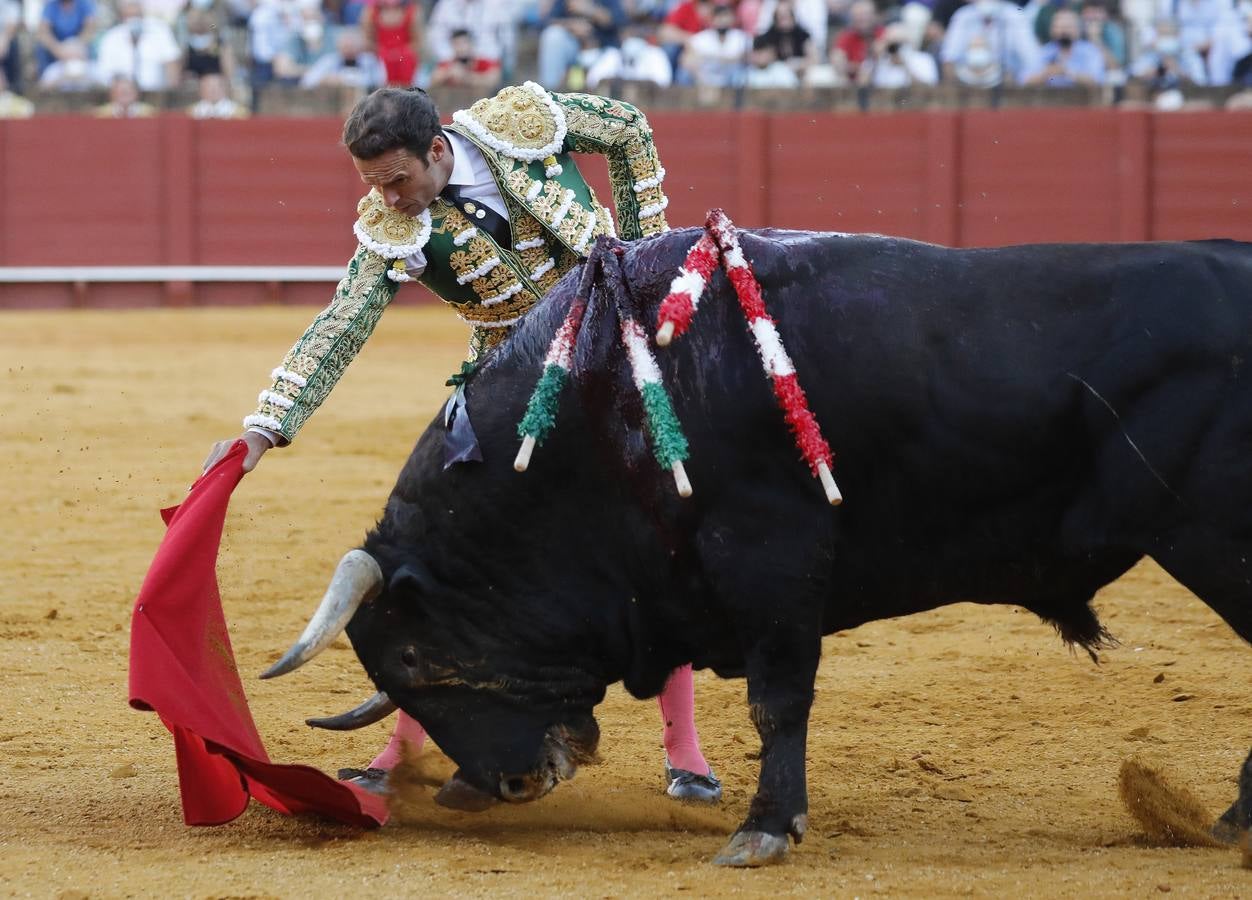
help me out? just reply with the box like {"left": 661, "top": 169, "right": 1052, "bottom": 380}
{"left": 353, "top": 190, "right": 432, "bottom": 260}
{"left": 451, "top": 81, "right": 568, "bottom": 165}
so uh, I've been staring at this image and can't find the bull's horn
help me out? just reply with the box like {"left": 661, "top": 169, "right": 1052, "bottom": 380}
{"left": 260, "top": 549, "right": 382, "bottom": 679}
{"left": 305, "top": 691, "right": 396, "bottom": 730}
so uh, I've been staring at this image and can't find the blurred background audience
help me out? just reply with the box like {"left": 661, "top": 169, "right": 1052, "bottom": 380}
{"left": 0, "top": 0, "right": 1246, "bottom": 115}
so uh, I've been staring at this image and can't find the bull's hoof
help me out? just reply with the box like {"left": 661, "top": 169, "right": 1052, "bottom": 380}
{"left": 337, "top": 767, "right": 389, "bottom": 796}
{"left": 665, "top": 763, "right": 722, "bottom": 804}
{"left": 1211, "top": 818, "right": 1242, "bottom": 845}
{"left": 1210, "top": 801, "right": 1242, "bottom": 844}
{"left": 712, "top": 830, "right": 790, "bottom": 867}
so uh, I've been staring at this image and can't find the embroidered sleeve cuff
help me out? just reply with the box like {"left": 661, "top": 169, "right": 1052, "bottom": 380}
{"left": 244, "top": 244, "right": 400, "bottom": 443}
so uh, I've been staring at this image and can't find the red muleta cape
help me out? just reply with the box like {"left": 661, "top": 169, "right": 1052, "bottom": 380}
{"left": 128, "top": 440, "right": 388, "bottom": 827}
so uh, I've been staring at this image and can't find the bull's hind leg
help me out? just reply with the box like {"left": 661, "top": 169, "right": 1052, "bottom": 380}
{"left": 1148, "top": 528, "right": 1252, "bottom": 856}
{"left": 698, "top": 504, "right": 828, "bottom": 867}
{"left": 1211, "top": 750, "right": 1252, "bottom": 865}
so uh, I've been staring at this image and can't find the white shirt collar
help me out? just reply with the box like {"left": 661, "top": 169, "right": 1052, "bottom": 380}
{"left": 444, "top": 129, "right": 478, "bottom": 188}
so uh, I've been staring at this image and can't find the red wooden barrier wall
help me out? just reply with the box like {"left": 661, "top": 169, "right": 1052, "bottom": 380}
{"left": 2, "top": 109, "right": 1250, "bottom": 308}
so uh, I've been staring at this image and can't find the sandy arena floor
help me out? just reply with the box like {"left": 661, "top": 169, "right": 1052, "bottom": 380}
{"left": 2, "top": 307, "right": 1250, "bottom": 898}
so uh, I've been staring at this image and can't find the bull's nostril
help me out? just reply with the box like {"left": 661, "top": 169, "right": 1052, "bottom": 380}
{"left": 400, "top": 647, "right": 417, "bottom": 667}
{"left": 505, "top": 777, "right": 526, "bottom": 797}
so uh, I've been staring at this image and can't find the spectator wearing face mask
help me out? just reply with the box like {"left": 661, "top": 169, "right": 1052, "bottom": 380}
{"left": 1023, "top": 7, "right": 1104, "bottom": 84}
{"left": 681, "top": 1, "right": 750, "bottom": 86}
{"left": 1079, "top": 0, "right": 1127, "bottom": 83}
{"left": 831, "top": 0, "right": 883, "bottom": 81}
{"left": 362, "top": 0, "right": 421, "bottom": 87}
{"left": 858, "top": 21, "right": 939, "bottom": 86}
{"left": 941, "top": 0, "right": 1042, "bottom": 86}
{"left": 182, "top": 1, "right": 237, "bottom": 84}
{"left": 430, "top": 28, "right": 502, "bottom": 89}
{"left": 1155, "top": 0, "right": 1243, "bottom": 59}
{"left": 300, "top": 26, "right": 384, "bottom": 87}
{"left": 1033, "top": 0, "right": 1077, "bottom": 45}
{"left": 96, "top": 0, "right": 183, "bottom": 91}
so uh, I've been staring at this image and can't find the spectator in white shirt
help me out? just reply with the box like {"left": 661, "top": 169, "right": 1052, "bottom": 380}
{"left": 96, "top": 0, "right": 182, "bottom": 91}
{"left": 248, "top": 0, "right": 305, "bottom": 86}
{"left": 941, "top": 0, "right": 1042, "bottom": 86}
{"left": 300, "top": 26, "right": 384, "bottom": 88}
{"left": 586, "top": 24, "right": 674, "bottom": 87}
{"left": 859, "top": 21, "right": 939, "bottom": 86}
{"left": 746, "top": 32, "right": 801, "bottom": 85}
{"left": 682, "top": 1, "right": 751, "bottom": 86}
{"left": 1155, "top": 0, "right": 1242, "bottom": 52}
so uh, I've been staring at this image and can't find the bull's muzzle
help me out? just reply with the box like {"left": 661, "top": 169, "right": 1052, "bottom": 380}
{"left": 261, "top": 549, "right": 382, "bottom": 679}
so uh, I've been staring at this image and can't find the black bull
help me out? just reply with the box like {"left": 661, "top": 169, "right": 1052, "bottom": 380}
{"left": 274, "top": 228, "right": 1252, "bottom": 866}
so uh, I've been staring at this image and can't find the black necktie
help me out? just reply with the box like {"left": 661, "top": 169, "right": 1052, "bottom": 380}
{"left": 441, "top": 184, "right": 511, "bottom": 248}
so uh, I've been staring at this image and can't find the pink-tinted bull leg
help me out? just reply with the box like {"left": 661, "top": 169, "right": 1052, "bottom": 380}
{"left": 368, "top": 710, "right": 427, "bottom": 770}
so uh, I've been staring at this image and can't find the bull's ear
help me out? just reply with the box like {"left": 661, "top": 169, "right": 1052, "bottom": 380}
{"left": 388, "top": 562, "right": 437, "bottom": 597}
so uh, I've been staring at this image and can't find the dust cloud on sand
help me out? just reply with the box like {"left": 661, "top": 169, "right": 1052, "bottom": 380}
{"left": 387, "top": 746, "right": 735, "bottom": 836}
{"left": 2, "top": 307, "right": 1250, "bottom": 897}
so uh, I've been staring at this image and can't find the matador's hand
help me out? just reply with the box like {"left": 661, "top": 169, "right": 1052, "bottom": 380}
{"left": 202, "top": 430, "right": 272, "bottom": 475}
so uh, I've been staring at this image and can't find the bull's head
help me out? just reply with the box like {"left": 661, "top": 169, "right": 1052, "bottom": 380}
{"left": 262, "top": 548, "right": 603, "bottom": 809}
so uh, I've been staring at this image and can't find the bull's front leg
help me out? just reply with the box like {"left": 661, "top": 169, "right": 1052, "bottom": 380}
{"left": 714, "top": 634, "right": 820, "bottom": 867}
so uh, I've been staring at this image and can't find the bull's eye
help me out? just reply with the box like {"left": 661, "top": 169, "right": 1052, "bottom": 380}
{"left": 400, "top": 647, "right": 417, "bottom": 667}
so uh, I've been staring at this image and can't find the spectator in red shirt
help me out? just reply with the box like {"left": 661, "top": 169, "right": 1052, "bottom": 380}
{"left": 430, "top": 28, "right": 502, "bottom": 89}
{"left": 660, "top": 0, "right": 714, "bottom": 45}
{"left": 658, "top": 0, "right": 712, "bottom": 78}
{"left": 362, "top": 0, "right": 422, "bottom": 87}
{"left": 831, "top": 0, "right": 883, "bottom": 81}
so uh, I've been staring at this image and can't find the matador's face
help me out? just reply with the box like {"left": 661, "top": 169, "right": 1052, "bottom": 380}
{"left": 353, "top": 138, "right": 452, "bottom": 220}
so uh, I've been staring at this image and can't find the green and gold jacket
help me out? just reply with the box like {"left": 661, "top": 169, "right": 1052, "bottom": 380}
{"left": 245, "top": 82, "right": 670, "bottom": 443}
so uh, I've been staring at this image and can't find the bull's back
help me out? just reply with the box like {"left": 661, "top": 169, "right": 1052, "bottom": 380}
{"left": 630, "top": 230, "right": 1252, "bottom": 620}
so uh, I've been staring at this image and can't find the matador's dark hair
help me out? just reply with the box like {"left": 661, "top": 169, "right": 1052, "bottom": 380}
{"left": 342, "top": 87, "right": 444, "bottom": 163}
